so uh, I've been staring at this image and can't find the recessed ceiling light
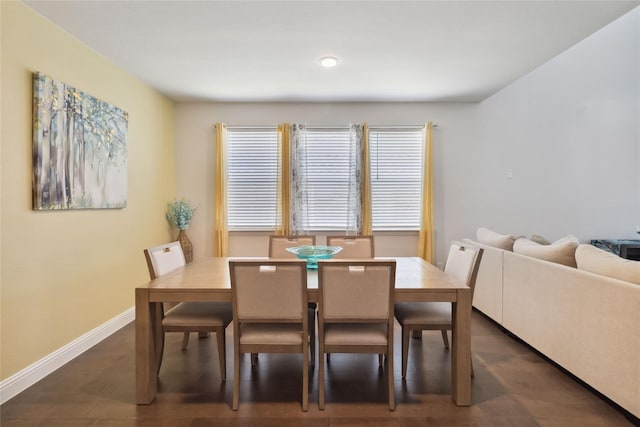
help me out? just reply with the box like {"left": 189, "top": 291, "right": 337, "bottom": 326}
{"left": 319, "top": 56, "right": 339, "bottom": 68}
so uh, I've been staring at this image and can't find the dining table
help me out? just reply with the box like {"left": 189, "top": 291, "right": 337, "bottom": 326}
{"left": 135, "top": 256, "right": 472, "bottom": 406}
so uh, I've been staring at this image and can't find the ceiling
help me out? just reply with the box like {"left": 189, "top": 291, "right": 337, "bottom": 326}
{"left": 23, "top": 0, "right": 640, "bottom": 103}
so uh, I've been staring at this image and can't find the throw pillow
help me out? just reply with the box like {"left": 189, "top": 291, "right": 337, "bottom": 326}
{"left": 530, "top": 234, "right": 551, "bottom": 245}
{"left": 513, "top": 234, "right": 579, "bottom": 267}
{"left": 476, "top": 227, "right": 517, "bottom": 251}
{"left": 575, "top": 244, "right": 640, "bottom": 285}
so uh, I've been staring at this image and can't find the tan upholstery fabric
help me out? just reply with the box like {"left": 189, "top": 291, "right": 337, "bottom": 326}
{"left": 233, "top": 264, "right": 304, "bottom": 319}
{"left": 269, "top": 235, "right": 315, "bottom": 258}
{"left": 575, "top": 244, "right": 640, "bottom": 285}
{"left": 394, "top": 302, "right": 451, "bottom": 326}
{"left": 444, "top": 243, "right": 480, "bottom": 287}
{"left": 239, "top": 324, "right": 305, "bottom": 345}
{"left": 476, "top": 227, "right": 517, "bottom": 251}
{"left": 327, "top": 236, "right": 374, "bottom": 259}
{"left": 321, "top": 264, "right": 391, "bottom": 319}
{"left": 324, "top": 323, "right": 388, "bottom": 346}
{"left": 163, "top": 302, "right": 232, "bottom": 327}
{"left": 513, "top": 235, "right": 579, "bottom": 267}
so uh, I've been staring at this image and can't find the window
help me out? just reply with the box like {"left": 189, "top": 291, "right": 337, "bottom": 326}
{"left": 368, "top": 127, "right": 424, "bottom": 230}
{"left": 226, "top": 127, "right": 278, "bottom": 231}
{"left": 300, "top": 127, "right": 354, "bottom": 231}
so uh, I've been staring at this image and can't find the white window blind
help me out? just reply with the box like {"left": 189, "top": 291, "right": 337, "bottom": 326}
{"left": 226, "top": 127, "right": 278, "bottom": 231}
{"left": 303, "top": 127, "right": 353, "bottom": 231}
{"left": 368, "top": 127, "right": 424, "bottom": 230}
{"left": 225, "top": 125, "right": 425, "bottom": 232}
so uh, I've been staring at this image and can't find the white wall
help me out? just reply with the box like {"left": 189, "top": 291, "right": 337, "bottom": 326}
{"left": 175, "top": 102, "right": 479, "bottom": 267}
{"left": 467, "top": 7, "right": 640, "bottom": 242}
{"left": 175, "top": 7, "right": 640, "bottom": 267}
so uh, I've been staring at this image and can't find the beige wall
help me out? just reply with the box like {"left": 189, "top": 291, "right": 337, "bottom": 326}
{"left": 0, "top": 2, "right": 176, "bottom": 380}
{"left": 174, "top": 101, "right": 480, "bottom": 268}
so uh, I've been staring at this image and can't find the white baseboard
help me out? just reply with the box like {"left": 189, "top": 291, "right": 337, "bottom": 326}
{"left": 0, "top": 307, "right": 135, "bottom": 405}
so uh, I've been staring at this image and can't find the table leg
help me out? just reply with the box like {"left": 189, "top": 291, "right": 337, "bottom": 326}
{"left": 136, "top": 288, "right": 159, "bottom": 404}
{"left": 451, "top": 288, "right": 472, "bottom": 406}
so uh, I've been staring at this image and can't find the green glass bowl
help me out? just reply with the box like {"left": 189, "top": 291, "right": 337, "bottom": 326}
{"left": 286, "top": 245, "right": 343, "bottom": 269}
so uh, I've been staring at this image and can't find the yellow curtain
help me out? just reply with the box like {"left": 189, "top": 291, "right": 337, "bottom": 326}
{"left": 275, "top": 123, "right": 291, "bottom": 235}
{"left": 213, "top": 123, "right": 229, "bottom": 257}
{"left": 418, "top": 122, "right": 434, "bottom": 263}
{"left": 361, "top": 123, "right": 372, "bottom": 236}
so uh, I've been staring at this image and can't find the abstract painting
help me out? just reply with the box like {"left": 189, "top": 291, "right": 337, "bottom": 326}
{"left": 32, "top": 72, "right": 128, "bottom": 210}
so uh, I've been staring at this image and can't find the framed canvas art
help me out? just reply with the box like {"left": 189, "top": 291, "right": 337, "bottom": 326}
{"left": 32, "top": 72, "right": 128, "bottom": 210}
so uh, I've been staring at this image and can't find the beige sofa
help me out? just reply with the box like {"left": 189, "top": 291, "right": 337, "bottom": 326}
{"left": 465, "top": 239, "right": 640, "bottom": 419}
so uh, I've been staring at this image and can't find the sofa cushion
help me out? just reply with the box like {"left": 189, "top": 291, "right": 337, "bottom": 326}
{"left": 476, "top": 227, "right": 517, "bottom": 251}
{"left": 575, "top": 244, "right": 640, "bottom": 285}
{"left": 513, "top": 234, "right": 579, "bottom": 267}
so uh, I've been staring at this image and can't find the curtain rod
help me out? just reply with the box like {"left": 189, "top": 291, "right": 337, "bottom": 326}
{"left": 224, "top": 124, "right": 438, "bottom": 129}
{"left": 224, "top": 125, "right": 276, "bottom": 129}
{"left": 369, "top": 124, "right": 437, "bottom": 128}
{"left": 225, "top": 125, "right": 351, "bottom": 130}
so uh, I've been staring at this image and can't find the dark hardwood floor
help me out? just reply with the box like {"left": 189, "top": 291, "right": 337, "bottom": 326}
{"left": 1, "top": 310, "right": 635, "bottom": 426}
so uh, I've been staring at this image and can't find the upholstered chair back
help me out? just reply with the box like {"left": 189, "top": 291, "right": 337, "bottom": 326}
{"left": 326, "top": 235, "right": 374, "bottom": 259}
{"left": 319, "top": 261, "right": 395, "bottom": 321}
{"left": 444, "top": 241, "right": 483, "bottom": 295}
{"left": 144, "top": 241, "right": 186, "bottom": 280}
{"left": 230, "top": 261, "right": 307, "bottom": 321}
{"left": 269, "top": 235, "right": 316, "bottom": 258}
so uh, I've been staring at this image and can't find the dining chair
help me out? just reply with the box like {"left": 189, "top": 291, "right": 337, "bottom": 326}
{"left": 229, "top": 259, "right": 309, "bottom": 411}
{"left": 394, "top": 241, "right": 484, "bottom": 378}
{"left": 144, "top": 241, "right": 233, "bottom": 379}
{"left": 325, "top": 235, "right": 379, "bottom": 363}
{"left": 326, "top": 235, "right": 374, "bottom": 259}
{"left": 317, "top": 259, "right": 396, "bottom": 410}
{"left": 268, "top": 235, "right": 316, "bottom": 258}
{"left": 268, "top": 235, "right": 317, "bottom": 367}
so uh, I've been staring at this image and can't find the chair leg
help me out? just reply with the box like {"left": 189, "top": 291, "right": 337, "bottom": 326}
{"left": 251, "top": 353, "right": 258, "bottom": 366}
{"left": 441, "top": 330, "right": 450, "bottom": 349}
{"left": 378, "top": 354, "right": 384, "bottom": 366}
{"left": 308, "top": 308, "right": 316, "bottom": 369}
{"left": 310, "top": 337, "right": 316, "bottom": 369}
{"left": 181, "top": 332, "right": 190, "bottom": 350}
{"left": 387, "top": 346, "right": 395, "bottom": 411}
{"left": 401, "top": 326, "right": 410, "bottom": 378}
{"left": 233, "top": 346, "right": 240, "bottom": 410}
{"left": 215, "top": 327, "right": 226, "bottom": 381}
{"left": 319, "top": 343, "right": 325, "bottom": 410}
{"left": 302, "top": 340, "right": 309, "bottom": 411}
